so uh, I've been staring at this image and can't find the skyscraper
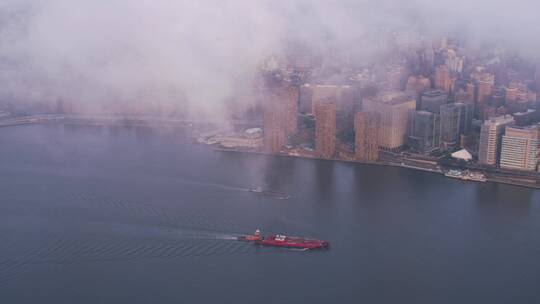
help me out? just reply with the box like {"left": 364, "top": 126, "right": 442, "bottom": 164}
{"left": 500, "top": 126, "right": 539, "bottom": 171}
{"left": 387, "top": 65, "right": 405, "bottom": 90}
{"left": 420, "top": 89, "right": 447, "bottom": 113}
{"left": 454, "top": 89, "right": 471, "bottom": 103}
{"left": 478, "top": 115, "right": 515, "bottom": 166}
{"left": 310, "top": 85, "right": 353, "bottom": 115}
{"left": 439, "top": 102, "right": 474, "bottom": 150}
{"left": 506, "top": 81, "right": 536, "bottom": 113}
{"left": 355, "top": 112, "right": 381, "bottom": 162}
{"left": 466, "top": 82, "right": 476, "bottom": 103}
{"left": 263, "top": 96, "right": 287, "bottom": 154}
{"left": 315, "top": 103, "right": 336, "bottom": 159}
{"left": 506, "top": 86, "right": 518, "bottom": 104}
{"left": 308, "top": 84, "right": 355, "bottom": 137}
{"left": 439, "top": 103, "right": 461, "bottom": 149}
{"left": 282, "top": 86, "right": 299, "bottom": 135}
{"left": 406, "top": 76, "right": 431, "bottom": 94}
{"left": 363, "top": 91, "right": 416, "bottom": 151}
{"left": 299, "top": 84, "right": 313, "bottom": 114}
{"left": 457, "top": 102, "right": 474, "bottom": 135}
{"left": 263, "top": 84, "right": 299, "bottom": 154}
{"left": 444, "top": 49, "right": 464, "bottom": 74}
{"left": 435, "top": 65, "right": 453, "bottom": 94}
{"left": 408, "top": 110, "right": 440, "bottom": 153}
{"left": 477, "top": 73, "right": 494, "bottom": 104}
{"left": 491, "top": 87, "right": 505, "bottom": 108}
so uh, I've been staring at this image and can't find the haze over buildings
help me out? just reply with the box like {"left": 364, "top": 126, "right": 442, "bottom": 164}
{"left": 2, "top": 0, "right": 540, "bottom": 121}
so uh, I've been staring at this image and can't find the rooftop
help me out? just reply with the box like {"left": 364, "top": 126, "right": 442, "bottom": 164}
{"left": 513, "top": 109, "right": 536, "bottom": 116}
{"left": 484, "top": 115, "right": 515, "bottom": 126}
{"left": 370, "top": 91, "right": 415, "bottom": 105}
{"left": 421, "top": 89, "right": 446, "bottom": 97}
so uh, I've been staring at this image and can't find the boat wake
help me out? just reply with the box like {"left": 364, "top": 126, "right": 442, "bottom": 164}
{"left": 161, "top": 177, "right": 291, "bottom": 199}
{"left": 0, "top": 229, "right": 250, "bottom": 287}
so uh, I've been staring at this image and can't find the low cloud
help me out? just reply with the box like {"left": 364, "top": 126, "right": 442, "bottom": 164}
{"left": 0, "top": 0, "right": 538, "bottom": 119}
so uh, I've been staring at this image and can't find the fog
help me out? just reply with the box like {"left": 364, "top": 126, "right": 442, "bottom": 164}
{"left": 0, "top": 0, "right": 538, "bottom": 120}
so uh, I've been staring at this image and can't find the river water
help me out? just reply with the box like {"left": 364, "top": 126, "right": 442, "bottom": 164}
{"left": 1, "top": 124, "right": 539, "bottom": 303}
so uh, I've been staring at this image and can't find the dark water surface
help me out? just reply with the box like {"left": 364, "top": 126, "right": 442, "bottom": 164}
{"left": 1, "top": 124, "right": 539, "bottom": 304}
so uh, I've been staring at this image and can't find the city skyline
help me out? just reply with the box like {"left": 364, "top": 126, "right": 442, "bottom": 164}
{"left": 2, "top": 0, "right": 540, "bottom": 122}
{"left": 2, "top": 2, "right": 540, "bottom": 303}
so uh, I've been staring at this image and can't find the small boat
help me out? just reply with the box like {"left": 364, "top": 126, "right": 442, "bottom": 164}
{"left": 445, "top": 169, "right": 464, "bottom": 179}
{"left": 445, "top": 169, "right": 487, "bottom": 183}
{"left": 466, "top": 171, "right": 487, "bottom": 182}
{"left": 238, "top": 230, "right": 329, "bottom": 250}
{"left": 249, "top": 186, "right": 291, "bottom": 200}
{"left": 249, "top": 186, "right": 264, "bottom": 193}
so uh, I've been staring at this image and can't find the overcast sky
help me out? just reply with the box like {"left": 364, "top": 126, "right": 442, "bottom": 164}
{"left": 0, "top": 0, "right": 538, "bottom": 119}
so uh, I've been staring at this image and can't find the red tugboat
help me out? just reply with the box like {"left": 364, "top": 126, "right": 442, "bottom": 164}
{"left": 238, "top": 230, "right": 329, "bottom": 250}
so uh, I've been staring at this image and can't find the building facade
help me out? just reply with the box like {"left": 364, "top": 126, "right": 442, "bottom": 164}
{"left": 477, "top": 73, "right": 494, "bottom": 104}
{"left": 263, "top": 96, "right": 287, "bottom": 153}
{"left": 408, "top": 110, "right": 440, "bottom": 153}
{"left": 500, "top": 126, "right": 539, "bottom": 171}
{"left": 263, "top": 87, "right": 299, "bottom": 153}
{"left": 420, "top": 89, "right": 447, "bottom": 113}
{"left": 282, "top": 86, "right": 299, "bottom": 135}
{"left": 439, "top": 103, "right": 458, "bottom": 149}
{"left": 308, "top": 84, "right": 353, "bottom": 115}
{"left": 355, "top": 112, "right": 381, "bottom": 162}
{"left": 439, "top": 102, "right": 473, "bottom": 150}
{"left": 478, "top": 115, "right": 515, "bottom": 166}
{"left": 363, "top": 91, "right": 416, "bottom": 151}
{"left": 315, "top": 103, "right": 337, "bottom": 159}
{"left": 435, "top": 65, "right": 453, "bottom": 94}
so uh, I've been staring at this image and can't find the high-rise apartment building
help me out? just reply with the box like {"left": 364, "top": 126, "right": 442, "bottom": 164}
{"left": 466, "top": 82, "right": 476, "bottom": 103}
{"left": 263, "top": 96, "right": 287, "bottom": 154}
{"left": 354, "top": 112, "right": 381, "bottom": 162}
{"left": 454, "top": 89, "right": 471, "bottom": 103}
{"left": 263, "top": 87, "right": 299, "bottom": 153}
{"left": 444, "top": 49, "right": 464, "bottom": 74}
{"left": 506, "top": 81, "right": 537, "bottom": 113}
{"left": 306, "top": 84, "right": 356, "bottom": 136}
{"left": 457, "top": 102, "right": 474, "bottom": 135}
{"left": 506, "top": 86, "right": 518, "bottom": 104}
{"left": 477, "top": 73, "right": 495, "bottom": 104}
{"left": 408, "top": 111, "right": 440, "bottom": 153}
{"left": 282, "top": 86, "right": 299, "bottom": 135}
{"left": 299, "top": 84, "right": 313, "bottom": 114}
{"left": 439, "top": 103, "right": 460, "bottom": 149}
{"left": 406, "top": 76, "right": 431, "bottom": 94}
{"left": 308, "top": 85, "right": 353, "bottom": 115}
{"left": 490, "top": 87, "right": 505, "bottom": 108}
{"left": 363, "top": 91, "right": 416, "bottom": 151}
{"left": 478, "top": 115, "right": 515, "bottom": 166}
{"left": 315, "top": 103, "right": 337, "bottom": 159}
{"left": 435, "top": 65, "right": 453, "bottom": 94}
{"left": 387, "top": 65, "right": 405, "bottom": 90}
{"left": 500, "top": 126, "right": 539, "bottom": 171}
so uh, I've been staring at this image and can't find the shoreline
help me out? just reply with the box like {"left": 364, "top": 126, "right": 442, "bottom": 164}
{"left": 1, "top": 118, "right": 539, "bottom": 190}
{"left": 212, "top": 147, "right": 540, "bottom": 190}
